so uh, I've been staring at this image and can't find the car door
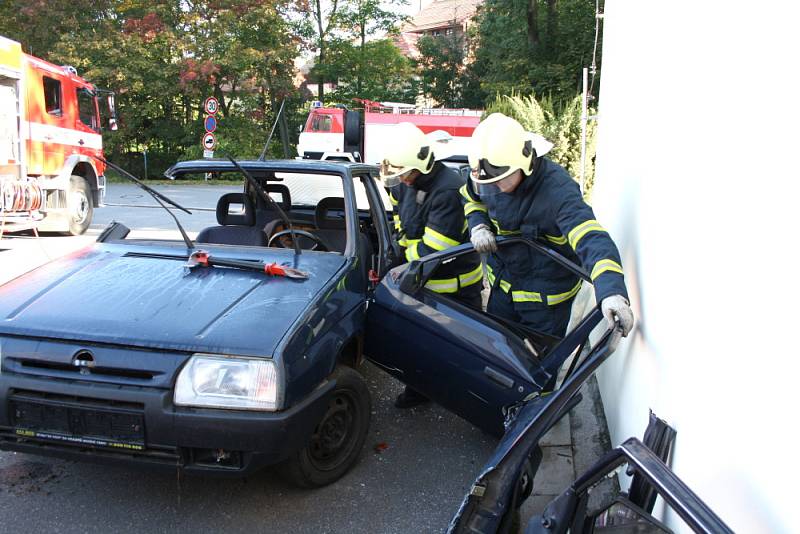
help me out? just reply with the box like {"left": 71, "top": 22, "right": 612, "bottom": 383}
{"left": 364, "top": 237, "right": 596, "bottom": 436}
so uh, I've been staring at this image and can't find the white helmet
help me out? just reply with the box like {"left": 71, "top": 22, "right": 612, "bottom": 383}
{"left": 469, "top": 113, "right": 553, "bottom": 185}
{"left": 379, "top": 122, "right": 434, "bottom": 187}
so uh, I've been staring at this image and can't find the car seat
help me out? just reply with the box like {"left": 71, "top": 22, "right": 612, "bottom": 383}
{"left": 314, "top": 197, "right": 348, "bottom": 252}
{"left": 196, "top": 193, "right": 268, "bottom": 246}
{"left": 255, "top": 183, "right": 292, "bottom": 238}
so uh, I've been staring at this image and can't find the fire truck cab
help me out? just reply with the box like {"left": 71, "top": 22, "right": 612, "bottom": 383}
{"left": 0, "top": 36, "right": 116, "bottom": 235}
{"left": 297, "top": 101, "right": 481, "bottom": 166}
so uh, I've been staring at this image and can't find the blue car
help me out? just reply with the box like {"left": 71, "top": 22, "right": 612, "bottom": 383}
{"left": 0, "top": 158, "right": 595, "bottom": 488}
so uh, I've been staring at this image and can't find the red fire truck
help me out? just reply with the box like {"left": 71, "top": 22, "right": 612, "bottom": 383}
{"left": 297, "top": 100, "right": 481, "bottom": 164}
{"left": 0, "top": 36, "right": 116, "bottom": 235}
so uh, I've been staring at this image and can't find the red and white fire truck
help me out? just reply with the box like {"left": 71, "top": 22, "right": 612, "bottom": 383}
{"left": 0, "top": 36, "right": 117, "bottom": 235}
{"left": 297, "top": 100, "right": 481, "bottom": 164}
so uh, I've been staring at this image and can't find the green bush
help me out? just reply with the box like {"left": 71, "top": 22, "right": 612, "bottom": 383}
{"left": 484, "top": 93, "right": 598, "bottom": 200}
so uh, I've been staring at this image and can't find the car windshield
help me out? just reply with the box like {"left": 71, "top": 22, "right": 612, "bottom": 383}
{"left": 101, "top": 166, "right": 371, "bottom": 255}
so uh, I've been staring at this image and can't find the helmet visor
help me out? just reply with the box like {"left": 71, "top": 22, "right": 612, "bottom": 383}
{"left": 480, "top": 159, "right": 512, "bottom": 180}
{"left": 469, "top": 159, "right": 514, "bottom": 184}
{"left": 471, "top": 163, "right": 521, "bottom": 196}
{"left": 379, "top": 160, "right": 412, "bottom": 188}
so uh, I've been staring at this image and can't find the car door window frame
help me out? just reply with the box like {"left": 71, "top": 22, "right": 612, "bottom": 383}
{"left": 357, "top": 170, "right": 398, "bottom": 280}
{"left": 397, "top": 236, "right": 592, "bottom": 297}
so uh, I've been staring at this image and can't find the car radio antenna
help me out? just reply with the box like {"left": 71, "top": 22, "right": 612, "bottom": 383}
{"left": 94, "top": 156, "right": 194, "bottom": 250}
{"left": 224, "top": 154, "right": 302, "bottom": 256}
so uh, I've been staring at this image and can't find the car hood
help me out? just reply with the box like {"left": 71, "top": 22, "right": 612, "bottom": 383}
{"left": 0, "top": 243, "right": 347, "bottom": 356}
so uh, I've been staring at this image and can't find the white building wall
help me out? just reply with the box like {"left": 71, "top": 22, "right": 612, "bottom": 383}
{"left": 591, "top": 2, "right": 800, "bottom": 531}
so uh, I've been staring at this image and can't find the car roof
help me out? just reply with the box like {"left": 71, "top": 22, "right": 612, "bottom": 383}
{"left": 164, "top": 158, "right": 378, "bottom": 178}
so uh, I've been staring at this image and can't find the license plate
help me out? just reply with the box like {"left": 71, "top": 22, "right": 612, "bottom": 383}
{"left": 12, "top": 400, "right": 145, "bottom": 451}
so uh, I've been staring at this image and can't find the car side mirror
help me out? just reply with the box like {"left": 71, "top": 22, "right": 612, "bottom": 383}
{"left": 398, "top": 258, "right": 442, "bottom": 294}
{"left": 399, "top": 260, "right": 422, "bottom": 294}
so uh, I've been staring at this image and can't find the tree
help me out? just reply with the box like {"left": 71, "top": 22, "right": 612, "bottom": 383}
{"left": 470, "top": 0, "right": 599, "bottom": 104}
{"left": 336, "top": 0, "right": 407, "bottom": 95}
{"left": 0, "top": 0, "right": 304, "bottom": 174}
{"left": 323, "top": 39, "right": 416, "bottom": 103}
{"left": 416, "top": 32, "right": 466, "bottom": 108}
{"left": 296, "top": 0, "right": 343, "bottom": 102}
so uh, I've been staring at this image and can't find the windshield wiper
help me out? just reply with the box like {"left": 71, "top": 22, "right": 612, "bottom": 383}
{"left": 224, "top": 154, "right": 302, "bottom": 256}
{"left": 94, "top": 156, "right": 194, "bottom": 250}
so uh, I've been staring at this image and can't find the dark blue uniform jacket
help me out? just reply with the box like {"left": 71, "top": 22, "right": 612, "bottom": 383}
{"left": 460, "top": 157, "right": 628, "bottom": 308}
{"left": 388, "top": 162, "right": 482, "bottom": 295}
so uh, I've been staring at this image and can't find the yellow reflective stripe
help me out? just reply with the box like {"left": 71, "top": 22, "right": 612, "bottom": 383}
{"left": 459, "top": 264, "right": 484, "bottom": 287}
{"left": 422, "top": 226, "right": 460, "bottom": 251}
{"left": 486, "top": 265, "right": 511, "bottom": 293}
{"left": 491, "top": 218, "right": 521, "bottom": 236}
{"left": 425, "top": 278, "right": 458, "bottom": 293}
{"left": 461, "top": 184, "right": 488, "bottom": 215}
{"left": 590, "top": 259, "right": 624, "bottom": 280}
{"left": 405, "top": 239, "right": 421, "bottom": 261}
{"left": 567, "top": 219, "right": 606, "bottom": 249}
{"left": 489, "top": 265, "right": 581, "bottom": 305}
{"left": 545, "top": 234, "right": 567, "bottom": 246}
{"left": 388, "top": 193, "right": 399, "bottom": 206}
{"left": 425, "top": 264, "right": 485, "bottom": 294}
{"left": 546, "top": 281, "right": 583, "bottom": 306}
{"left": 393, "top": 214, "right": 402, "bottom": 231}
{"left": 398, "top": 234, "right": 409, "bottom": 247}
{"left": 511, "top": 290, "right": 542, "bottom": 303}
{"left": 459, "top": 183, "right": 478, "bottom": 203}
{"left": 465, "top": 202, "right": 488, "bottom": 215}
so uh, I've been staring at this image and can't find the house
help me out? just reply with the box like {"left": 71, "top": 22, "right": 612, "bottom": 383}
{"left": 395, "top": 0, "right": 482, "bottom": 58}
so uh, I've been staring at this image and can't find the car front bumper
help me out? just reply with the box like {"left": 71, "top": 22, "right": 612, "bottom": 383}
{"left": 0, "top": 373, "right": 335, "bottom": 476}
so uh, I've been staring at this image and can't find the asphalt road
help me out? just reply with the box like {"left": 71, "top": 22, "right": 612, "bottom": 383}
{"left": 0, "top": 183, "right": 501, "bottom": 534}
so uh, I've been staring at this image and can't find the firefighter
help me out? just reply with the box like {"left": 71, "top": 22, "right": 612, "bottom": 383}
{"left": 462, "top": 113, "right": 634, "bottom": 338}
{"left": 380, "top": 122, "right": 483, "bottom": 408}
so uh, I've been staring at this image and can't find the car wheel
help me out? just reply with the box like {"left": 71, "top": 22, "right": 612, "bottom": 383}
{"left": 279, "top": 366, "right": 371, "bottom": 488}
{"left": 66, "top": 175, "right": 93, "bottom": 235}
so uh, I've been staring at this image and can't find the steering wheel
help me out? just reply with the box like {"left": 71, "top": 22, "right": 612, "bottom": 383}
{"left": 268, "top": 229, "right": 329, "bottom": 252}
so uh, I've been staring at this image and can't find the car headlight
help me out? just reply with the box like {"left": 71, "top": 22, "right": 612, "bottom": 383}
{"left": 174, "top": 354, "right": 279, "bottom": 411}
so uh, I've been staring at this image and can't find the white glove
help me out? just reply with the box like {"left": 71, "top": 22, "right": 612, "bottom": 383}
{"left": 601, "top": 294, "right": 634, "bottom": 336}
{"left": 470, "top": 224, "right": 497, "bottom": 253}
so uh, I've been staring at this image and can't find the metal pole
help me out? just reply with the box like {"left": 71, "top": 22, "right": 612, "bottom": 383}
{"left": 143, "top": 148, "right": 148, "bottom": 180}
{"left": 580, "top": 67, "right": 588, "bottom": 194}
{"left": 259, "top": 99, "right": 286, "bottom": 161}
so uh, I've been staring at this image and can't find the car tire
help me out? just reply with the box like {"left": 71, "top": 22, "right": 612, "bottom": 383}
{"left": 66, "top": 175, "right": 93, "bottom": 235}
{"left": 279, "top": 366, "right": 371, "bottom": 488}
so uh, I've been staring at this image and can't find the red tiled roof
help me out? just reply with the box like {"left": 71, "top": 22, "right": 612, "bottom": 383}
{"left": 404, "top": 0, "right": 481, "bottom": 33}
{"left": 391, "top": 32, "right": 421, "bottom": 58}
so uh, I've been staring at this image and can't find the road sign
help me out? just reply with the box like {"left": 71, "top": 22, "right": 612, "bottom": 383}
{"left": 203, "top": 149, "right": 214, "bottom": 158}
{"left": 204, "top": 97, "right": 219, "bottom": 115}
{"left": 202, "top": 132, "right": 217, "bottom": 150}
{"left": 204, "top": 115, "right": 217, "bottom": 133}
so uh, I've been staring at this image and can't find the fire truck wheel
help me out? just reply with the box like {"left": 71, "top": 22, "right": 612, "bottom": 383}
{"left": 67, "top": 175, "right": 93, "bottom": 235}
